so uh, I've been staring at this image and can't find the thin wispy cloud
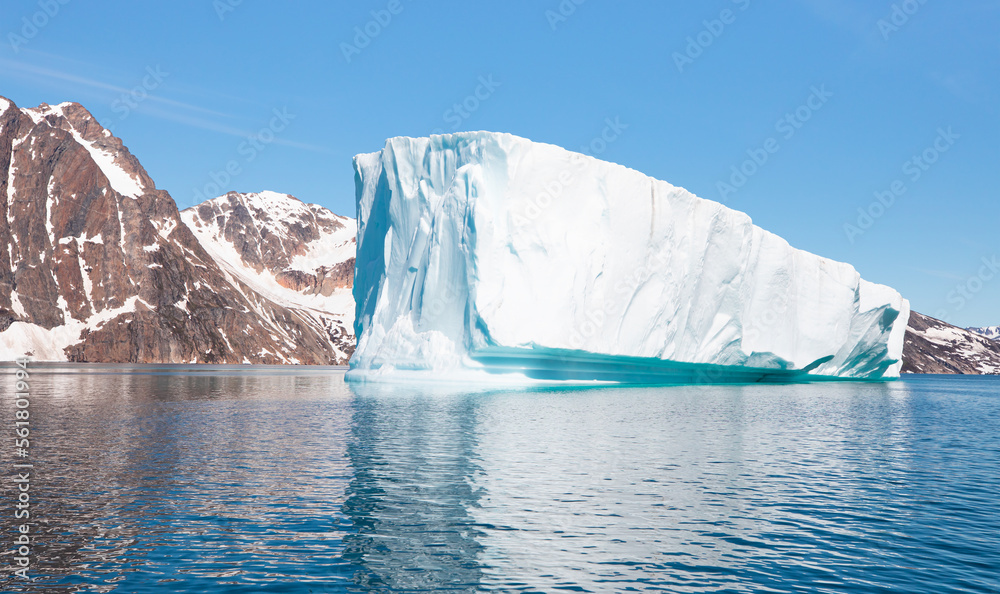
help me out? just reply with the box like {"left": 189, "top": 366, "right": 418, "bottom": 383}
{"left": 794, "top": 0, "right": 875, "bottom": 36}
{"left": 928, "top": 70, "right": 990, "bottom": 104}
{"left": 0, "top": 54, "right": 332, "bottom": 154}
{"left": 912, "top": 267, "right": 967, "bottom": 282}
{"left": 0, "top": 57, "right": 231, "bottom": 118}
{"left": 11, "top": 48, "right": 264, "bottom": 108}
{"left": 139, "top": 104, "right": 334, "bottom": 154}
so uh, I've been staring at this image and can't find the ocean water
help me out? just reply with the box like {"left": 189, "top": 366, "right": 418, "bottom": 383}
{"left": 1, "top": 366, "right": 998, "bottom": 593}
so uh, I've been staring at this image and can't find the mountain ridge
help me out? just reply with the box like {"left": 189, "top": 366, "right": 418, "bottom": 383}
{"left": 0, "top": 95, "right": 994, "bottom": 374}
{"left": 0, "top": 95, "right": 354, "bottom": 364}
{"left": 179, "top": 190, "right": 356, "bottom": 362}
{"left": 903, "top": 312, "right": 1000, "bottom": 374}
{"left": 966, "top": 326, "right": 1000, "bottom": 341}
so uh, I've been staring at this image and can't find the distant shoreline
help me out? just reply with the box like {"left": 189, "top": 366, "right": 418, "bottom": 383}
{"left": 0, "top": 362, "right": 349, "bottom": 375}
{"left": 2, "top": 362, "right": 996, "bottom": 379}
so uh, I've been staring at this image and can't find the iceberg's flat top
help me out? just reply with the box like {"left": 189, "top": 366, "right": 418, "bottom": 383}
{"left": 348, "top": 131, "right": 909, "bottom": 385}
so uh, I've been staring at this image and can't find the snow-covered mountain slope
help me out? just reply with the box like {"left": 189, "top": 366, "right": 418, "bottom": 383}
{"left": 348, "top": 132, "right": 909, "bottom": 385}
{"left": 966, "top": 325, "right": 1000, "bottom": 341}
{"left": 0, "top": 96, "right": 351, "bottom": 364}
{"left": 180, "top": 191, "right": 356, "bottom": 361}
{"left": 904, "top": 312, "right": 1000, "bottom": 374}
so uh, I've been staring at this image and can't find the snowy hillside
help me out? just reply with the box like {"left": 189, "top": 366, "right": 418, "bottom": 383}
{"left": 966, "top": 326, "right": 1000, "bottom": 341}
{"left": 904, "top": 313, "right": 1000, "bottom": 374}
{"left": 0, "top": 96, "right": 354, "bottom": 364}
{"left": 180, "top": 191, "right": 357, "bottom": 362}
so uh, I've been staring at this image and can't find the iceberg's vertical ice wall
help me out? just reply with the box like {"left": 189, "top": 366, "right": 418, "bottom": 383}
{"left": 349, "top": 132, "right": 909, "bottom": 385}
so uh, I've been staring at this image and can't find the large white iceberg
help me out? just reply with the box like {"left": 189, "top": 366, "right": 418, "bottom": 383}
{"left": 348, "top": 132, "right": 909, "bottom": 385}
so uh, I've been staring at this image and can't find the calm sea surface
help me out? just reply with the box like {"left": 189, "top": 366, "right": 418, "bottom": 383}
{"left": 1, "top": 366, "right": 997, "bottom": 593}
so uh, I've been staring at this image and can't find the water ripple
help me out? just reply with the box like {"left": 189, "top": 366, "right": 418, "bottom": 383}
{"left": 0, "top": 368, "right": 997, "bottom": 592}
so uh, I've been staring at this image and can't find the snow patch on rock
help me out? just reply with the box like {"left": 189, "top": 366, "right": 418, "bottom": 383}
{"left": 24, "top": 103, "right": 146, "bottom": 198}
{"left": 180, "top": 192, "right": 357, "bottom": 363}
{"left": 967, "top": 325, "right": 1000, "bottom": 341}
{"left": 0, "top": 295, "right": 147, "bottom": 362}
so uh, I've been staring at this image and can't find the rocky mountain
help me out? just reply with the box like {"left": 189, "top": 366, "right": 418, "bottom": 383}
{"left": 903, "top": 312, "right": 1000, "bottom": 374}
{"left": 180, "top": 191, "right": 356, "bottom": 361}
{"left": 0, "top": 96, "right": 354, "bottom": 364}
{"left": 966, "top": 325, "right": 999, "bottom": 341}
{"left": 2, "top": 96, "right": 996, "bottom": 374}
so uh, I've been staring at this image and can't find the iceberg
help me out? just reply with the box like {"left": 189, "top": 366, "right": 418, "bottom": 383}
{"left": 348, "top": 132, "right": 909, "bottom": 386}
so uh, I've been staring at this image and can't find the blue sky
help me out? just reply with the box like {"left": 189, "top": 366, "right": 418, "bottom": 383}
{"left": 1, "top": 0, "right": 997, "bottom": 327}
